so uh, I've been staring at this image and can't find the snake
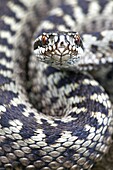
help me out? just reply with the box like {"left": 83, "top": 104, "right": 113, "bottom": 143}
{"left": 0, "top": 0, "right": 113, "bottom": 170}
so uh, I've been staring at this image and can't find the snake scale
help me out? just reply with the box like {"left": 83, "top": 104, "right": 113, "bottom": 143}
{"left": 1, "top": 0, "right": 113, "bottom": 170}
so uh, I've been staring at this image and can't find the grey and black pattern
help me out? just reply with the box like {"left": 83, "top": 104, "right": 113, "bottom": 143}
{"left": 0, "top": 1, "right": 113, "bottom": 170}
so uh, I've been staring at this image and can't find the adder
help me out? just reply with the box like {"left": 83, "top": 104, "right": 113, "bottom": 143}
{"left": 0, "top": 0, "right": 113, "bottom": 170}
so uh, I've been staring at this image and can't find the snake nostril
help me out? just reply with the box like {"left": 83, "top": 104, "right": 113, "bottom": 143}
{"left": 60, "top": 41, "right": 64, "bottom": 46}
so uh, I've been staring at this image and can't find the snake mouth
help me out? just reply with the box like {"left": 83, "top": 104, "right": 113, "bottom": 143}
{"left": 33, "top": 32, "right": 84, "bottom": 68}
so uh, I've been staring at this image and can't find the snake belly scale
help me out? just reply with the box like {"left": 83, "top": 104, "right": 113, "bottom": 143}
{"left": 0, "top": 0, "right": 113, "bottom": 170}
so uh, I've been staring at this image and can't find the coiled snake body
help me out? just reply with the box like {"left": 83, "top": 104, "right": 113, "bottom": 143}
{"left": 0, "top": 0, "right": 113, "bottom": 170}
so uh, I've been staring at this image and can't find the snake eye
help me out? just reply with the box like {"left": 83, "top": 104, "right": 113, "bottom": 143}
{"left": 74, "top": 33, "right": 84, "bottom": 50}
{"left": 41, "top": 35, "right": 49, "bottom": 45}
{"left": 74, "top": 34, "right": 81, "bottom": 46}
{"left": 34, "top": 35, "right": 49, "bottom": 50}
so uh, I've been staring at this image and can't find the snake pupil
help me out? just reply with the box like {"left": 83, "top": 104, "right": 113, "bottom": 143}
{"left": 73, "top": 34, "right": 84, "bottom": 50}
{"left": 74, "top": 34, "right": 80, "bottom": 45}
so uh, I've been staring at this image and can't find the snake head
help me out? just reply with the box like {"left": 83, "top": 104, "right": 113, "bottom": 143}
{"left": 33, "top": 32, "right": 84, "bottom": 69}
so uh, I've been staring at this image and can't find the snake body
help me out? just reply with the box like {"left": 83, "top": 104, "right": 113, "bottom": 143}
{"left": 0, "top": 0, "right": 113, "bottom": 170}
